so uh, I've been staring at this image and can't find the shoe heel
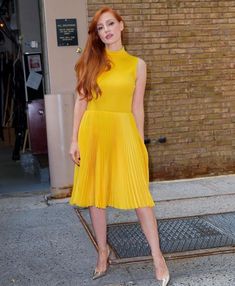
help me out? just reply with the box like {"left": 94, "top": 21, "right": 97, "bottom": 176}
{"left": 92, "top": 245, "right": 111, "bottom": 280}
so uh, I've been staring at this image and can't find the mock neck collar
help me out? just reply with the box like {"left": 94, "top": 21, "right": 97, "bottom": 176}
{"left": 105, "top": 46, "right": 126, "bottom": 56}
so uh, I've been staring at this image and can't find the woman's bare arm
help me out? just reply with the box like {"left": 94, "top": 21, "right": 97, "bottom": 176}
{"left": 71, "top": 93, "right": 88, "bottom": 142}
{"left": 70, "top": 93, "right": 88, "bottom": 165}
{"left": 132, "top": 58, "right": 147, "bottom": 141}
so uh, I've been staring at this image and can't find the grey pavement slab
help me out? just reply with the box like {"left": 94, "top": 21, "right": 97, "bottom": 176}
{"left": 1, "top": 192, "right": 235, "bottom": 286}
{"left": 150, "top": 175, "right": 235, "bottom": 200}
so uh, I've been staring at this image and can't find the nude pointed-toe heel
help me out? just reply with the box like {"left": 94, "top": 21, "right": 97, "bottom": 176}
{"left": 159, "top": 273, "right": 170, "bottom": 286}
{"left": 157, "top": 256, "right": 170, "bottom": 286}
{"left": 92, "top": 245, "right": 111, "bottom": 280}
{"left": 92, "top": 268, "right": 108, "bottom": 280}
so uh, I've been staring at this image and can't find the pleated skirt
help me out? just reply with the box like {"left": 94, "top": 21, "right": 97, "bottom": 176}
{"left": 69, "top": 110, "right": 155, "bottom": 209}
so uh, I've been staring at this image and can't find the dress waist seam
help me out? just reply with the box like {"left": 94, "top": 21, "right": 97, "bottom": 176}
{"left": 86, "top": 109, "right": 132, "bottom": 114}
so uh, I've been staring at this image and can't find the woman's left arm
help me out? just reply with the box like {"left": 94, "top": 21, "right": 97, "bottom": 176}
{"left": 132, "top": 58, "right": 147, "bottom": 141}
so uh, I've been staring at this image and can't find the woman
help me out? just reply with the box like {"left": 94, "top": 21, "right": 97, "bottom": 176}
{"left": 69, "top": 6, "right": 170, "bottom": 286}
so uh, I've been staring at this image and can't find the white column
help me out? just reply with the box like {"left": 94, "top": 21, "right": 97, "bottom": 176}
{"left": 41, "top": 0, "right": 88, "bottom": 196}
{"left": 44, "top": 93, "right": 74, "bottom": 195}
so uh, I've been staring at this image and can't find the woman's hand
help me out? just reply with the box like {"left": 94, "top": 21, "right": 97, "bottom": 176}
{"left": 69, "top": 141, "right": 80, "bottom": 166}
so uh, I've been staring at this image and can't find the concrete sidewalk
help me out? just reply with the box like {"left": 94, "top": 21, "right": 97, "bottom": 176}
{"left": 1, "top": 175, "right": 235, "bottom": 286}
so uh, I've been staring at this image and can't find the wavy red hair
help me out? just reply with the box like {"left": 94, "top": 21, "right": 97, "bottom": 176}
{"left": 75, "top": 7, "right": 124, "bottom": 100}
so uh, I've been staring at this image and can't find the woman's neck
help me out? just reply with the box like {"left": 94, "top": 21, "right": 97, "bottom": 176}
{"left": 105, "top": 42, "right": 123, "bottom": 51}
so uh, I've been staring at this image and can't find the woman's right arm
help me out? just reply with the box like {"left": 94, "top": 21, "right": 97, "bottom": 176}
{"left": 69, "top": 93, "right": 88, "bottom": 165}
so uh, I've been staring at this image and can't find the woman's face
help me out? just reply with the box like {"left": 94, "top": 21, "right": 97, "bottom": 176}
{"left": 96, "top": 12, "right": 123, "bottom": 47}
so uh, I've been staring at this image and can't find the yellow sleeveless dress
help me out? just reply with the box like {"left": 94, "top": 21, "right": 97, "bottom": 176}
{"left": 69, "top": 47, "right": 155, "bottom": 209}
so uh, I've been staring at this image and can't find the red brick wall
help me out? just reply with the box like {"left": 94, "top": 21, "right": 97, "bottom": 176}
{"left": 87, "top": 0, "right": 235, "bottom": 180}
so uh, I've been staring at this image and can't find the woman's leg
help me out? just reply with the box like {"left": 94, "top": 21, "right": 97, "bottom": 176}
{"left": 135, "top": 207, "right": 169, "bottom": 280}
{"left": 89, "top": 206, "right": 109, "bottom": 271}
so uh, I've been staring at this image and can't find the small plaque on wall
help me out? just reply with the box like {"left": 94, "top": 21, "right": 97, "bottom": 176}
{"left": 56, "top": 18, "right": 78, "bottom": 46}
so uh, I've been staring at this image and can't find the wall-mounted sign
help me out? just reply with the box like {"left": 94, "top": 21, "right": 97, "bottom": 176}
{"left": 56, "top": 18, "right": 78, "bottom": 46}
{"left": 27, "top": 54, "right": 42, "bottom": 72}
{"left": 23, "top": 53, "right": 44, "bottom": 101}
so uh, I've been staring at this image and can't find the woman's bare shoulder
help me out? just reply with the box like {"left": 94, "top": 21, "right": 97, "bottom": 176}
{"left": 137, "top": 57, "right": 146, "bottom": 68}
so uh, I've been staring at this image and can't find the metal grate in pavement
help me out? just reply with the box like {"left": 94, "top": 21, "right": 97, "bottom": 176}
{"left": 107, "top": 216, "right": 235, "bottom": 259}
{"left": 203, "top": 212, "right": 235, "bottom": 238}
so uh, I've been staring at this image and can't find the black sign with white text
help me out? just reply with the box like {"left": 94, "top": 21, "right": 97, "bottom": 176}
{"left": 56, "top": 18, "right": 78, "bottom": 46}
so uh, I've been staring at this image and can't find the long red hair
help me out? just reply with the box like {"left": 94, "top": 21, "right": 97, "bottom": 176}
{"left": 75, "top": 7, "right": 124, "bottom": 100}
